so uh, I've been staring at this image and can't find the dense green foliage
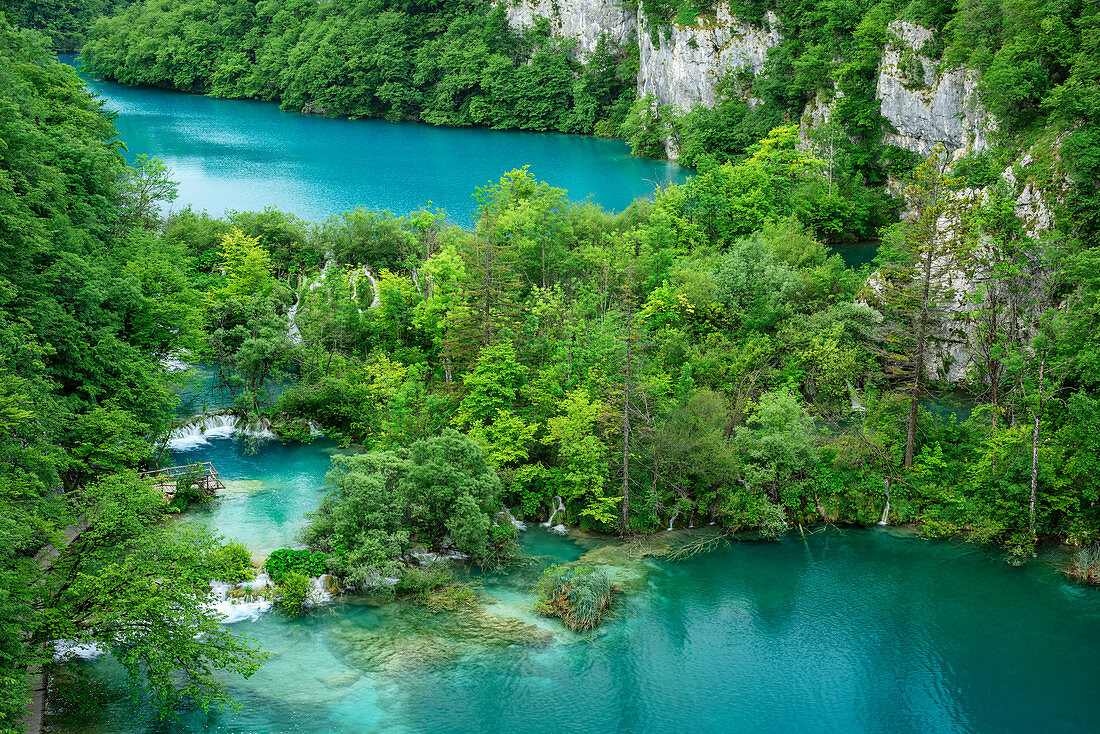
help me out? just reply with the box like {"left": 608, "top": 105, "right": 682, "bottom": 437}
{"left": 0, "top": 17, "right": 265, "bottom": 728}
{"left": 2, "top": 0, "right": 128, "bottom": 50}
{"left": 300, "top": 430, "right": 504, "bottom": 586}
{"left": 5, "top": 0, "right": 1100, "bottom": 722}
{"left": 264, "top": 548, "right": 327, "bottom": 583}
{"left": 81, "top": 0, "right": 637, "bottom": 135}
{"left": 274, "top": 570, "right": 311, "bottom": 616}
{"left": 250, "top": 152, "right": 1100, "bottom": 558}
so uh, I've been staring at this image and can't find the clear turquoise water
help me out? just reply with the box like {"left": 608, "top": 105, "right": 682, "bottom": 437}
{"left": 59, "top": 56, "right": 689, "bottom": 226}
{"left": 47, "top": 55, "right": 1100, "bottom": 734}
{"left": 49, "top": 436, "right": 1100, "bottom": 734}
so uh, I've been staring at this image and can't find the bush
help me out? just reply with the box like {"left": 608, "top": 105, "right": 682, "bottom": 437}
{"left": 208, "top": 540, "right": 255, "bottom": 583}
{"left": 168, "top": 463, "right": 212, "bottom": 512}
{"left": 535, "top": 564, "right": 613, "bottom": 631}
{"left": 275, "top": 571, "right": 311, "bottom": 616}
{"left": 396, "top": 565, "right": 478, "bottom": 612}
{"left": 265, "top": 548, "right": 327, "bottom": 583}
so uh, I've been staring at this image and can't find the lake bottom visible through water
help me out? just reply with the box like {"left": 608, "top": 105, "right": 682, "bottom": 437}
{"left": 47, "top": 435, "right": 1100, "bottom": 734}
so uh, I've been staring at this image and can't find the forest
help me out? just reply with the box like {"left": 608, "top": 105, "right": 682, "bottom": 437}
{"left": 2, "top": 0, "right": 1100, "bottom": 729}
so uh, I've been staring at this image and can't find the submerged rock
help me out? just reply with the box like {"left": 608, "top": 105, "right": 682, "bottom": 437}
{"left": 328, "top": 602, "right": 552, "bottom": 675}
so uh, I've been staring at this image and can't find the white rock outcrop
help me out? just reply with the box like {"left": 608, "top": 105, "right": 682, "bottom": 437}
{"left": 636, "top": 9, "right": 780, "bottom": 109}
{"left": 502, "top": 0, "right": 636, "bottom": 58}
{"left": 876, "top": 20, "right": 995, "bottom": 156}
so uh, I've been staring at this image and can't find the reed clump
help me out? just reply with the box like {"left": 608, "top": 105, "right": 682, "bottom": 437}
{"left": 535, "top": 564, "right": 613, "bottom": 631}
{"left": 1067, "top": 543, "right": 1100, "bottom": 584}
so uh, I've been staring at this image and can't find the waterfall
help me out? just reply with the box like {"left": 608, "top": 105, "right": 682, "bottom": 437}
{"left": 541, "top": 496, "right": 568, "bottom": 534}
{"left": 361, "top": 265, "right": 381, "bottom": 308}
{"left": 847, "top": 381, "right": 867, "bottom": 413}
{"left": 496, "top": 505, "right": 527, "bottom": 531}
{"left": 667, "top": 508, "right": 680, "bottom": 531}
{"left": 207, "top": 572, "right": 337, "bottom": 622}
{"left": 163, "top": 353, "right": 192, "bottom": 372}
{"left": 54, "top": 640, "right": 105, "bottom": 661}
{"left": 877, "top": 478, "right": 891, "bottom": 526}
{"left": 287, "top": 295, "right": 302, "bottom": 344}
{"left": 168, "top": 413, "right": 275, "bottom": 450}
{"left": 208, "top": 579, "right": 273, "bottom": 623}
{"left": 306, "top": 575, "right": 336, "bottom": 606}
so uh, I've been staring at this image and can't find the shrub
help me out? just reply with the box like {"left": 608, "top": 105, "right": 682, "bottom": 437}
{"left": 535, "top": 564, "right": 613, "bottom": 631}
{"left": 265, "top": 548, "right": 327, "bottom": 583}
{"left": 396, "top": 565, "right": 478, "bottom": 612}
{"left": 275, "top": 571, "right": 311, "bottom": 616}
{"left": 208, "top": 540, "right": 255, "bottom": 583}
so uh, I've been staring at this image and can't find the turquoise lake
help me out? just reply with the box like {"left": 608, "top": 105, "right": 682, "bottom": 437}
{"left": 48, "top": 434, "right": 1100, "bottom": 733}
{"left": 46, "top": 59, "right": 1093, "bottom": 734}
{"left": 62, "top": 56, "right": 689, "bottom": 226}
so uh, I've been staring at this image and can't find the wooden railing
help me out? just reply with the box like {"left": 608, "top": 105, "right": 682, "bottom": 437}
{"left": 141, "top": 462, "right": 226, "bottom": 498}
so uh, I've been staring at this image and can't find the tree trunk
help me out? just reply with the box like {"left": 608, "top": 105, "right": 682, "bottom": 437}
{"left": 1029, "top": 356, "right": 1045, "bottom": 538}
{"left": 621, "top": 329, "right": 631, "bottom": 534}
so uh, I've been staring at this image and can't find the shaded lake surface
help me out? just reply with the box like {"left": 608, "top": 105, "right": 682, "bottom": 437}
{"left": 49, "top": 431, "right": 1100, "bottom": 734}
{"left": 61, "top": 56, "right": 689, "bottom": 226}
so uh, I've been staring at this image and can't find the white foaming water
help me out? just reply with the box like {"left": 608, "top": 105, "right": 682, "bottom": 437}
{"left": 548, "top": 524, "right": 569, "bottom": 535}
{"left": 541, "top": 495, "right": 567, "bottom": 530}
{"left": 667, "top": 508, "right": 680, "bottom": 532}
{"left": 287, "top": 296, "right": 302, "bottom": 344}
{"left": 54, "top": 640, "right": 106, "bottom": 661}
{"left": 496, "top": 505, "right": 527, "bottom": 531}
{"left": 360, "top": 265, "right": 381, "bottom": 308}
{"left": 241, "top": 571, "right": 272, "bottom": 591}
{"left": 168, "top": 414, "right": 276, "bottom": 450}
{"left": 877, "top": 478, "right": 892, "bottom": 526}
{"left": 208, "top": 572, "right": 339, "bottom": 622}
{"left": 163, "top": 354, "right": 193, "bottom": 372}
{"left": 209, "top": 580, "right": 273, "bottom": 623}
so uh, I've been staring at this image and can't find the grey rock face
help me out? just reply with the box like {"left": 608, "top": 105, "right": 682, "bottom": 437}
{"left": 636, "top": 8, "right": 780, "bottom": 109}
{"left": 876, "top": 21, "right": 995, "bottom": 156}
{"left": 501, "top": 0, "right": 636, "bottom": 58}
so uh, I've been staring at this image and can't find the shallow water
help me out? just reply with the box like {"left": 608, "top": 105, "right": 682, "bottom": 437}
{"left": 59, "top": 56, "right": 689, "bottom": 226}
{"left": 48, "top": 435, "right": 1100, "bottom": 734}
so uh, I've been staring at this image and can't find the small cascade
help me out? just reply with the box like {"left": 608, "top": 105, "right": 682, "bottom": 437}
{"left": 163, "top": 353, "right": 192, "bottom": 372}
{"left": 208, "top": 572, "right": 337, "bottom": 622}
{"left": 287, "top": 295, "right": 302, "bottom": 344}
{"left": 541, "top": 495, "right": 568, "bottom": 534}
{"left": 847, "top": 381, "right": 867, "bottom": 413}
{"left": 667, "top": 508, "right": 680, "bottom": 532}
{"left": 306, "top": 575, "right": 336, "bottom": 606}
{"left": 361, "top": 265, "right": 381, "bottom": 308}
{"left": 877, "top": 478, "right": 892, "bottom": 526}
{"left": 54, "top": 640, "right": 105, "bottom": 661}
{"left": 169, "top": 413, "right": 276, "bottom": 450}
{"left": 495, "top": 505, "right": 527, "bottom": 531}
{"left": 208, "top": 579, "right": 273, "bottom": 623}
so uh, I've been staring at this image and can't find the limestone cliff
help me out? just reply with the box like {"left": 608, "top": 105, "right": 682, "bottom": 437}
{"left": 499, "top": 2, "right": 993, "bottom": 161}
{"left": 876, "top": 21, "right": 994, "bottom": 157}
{"left": 499, "top": 0, "right": 1059, "bottom": 385}
{"left": 635, "top": 9, "right": 780, "bottom": 109}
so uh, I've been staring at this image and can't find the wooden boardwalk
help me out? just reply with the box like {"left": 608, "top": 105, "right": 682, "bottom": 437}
{"left": 141, "top": 462, "right": 226, "bottom": 500}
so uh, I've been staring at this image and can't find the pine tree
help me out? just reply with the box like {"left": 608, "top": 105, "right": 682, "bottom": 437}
{"left": 871, "top": 148, "right": 976, "bottom": 467}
